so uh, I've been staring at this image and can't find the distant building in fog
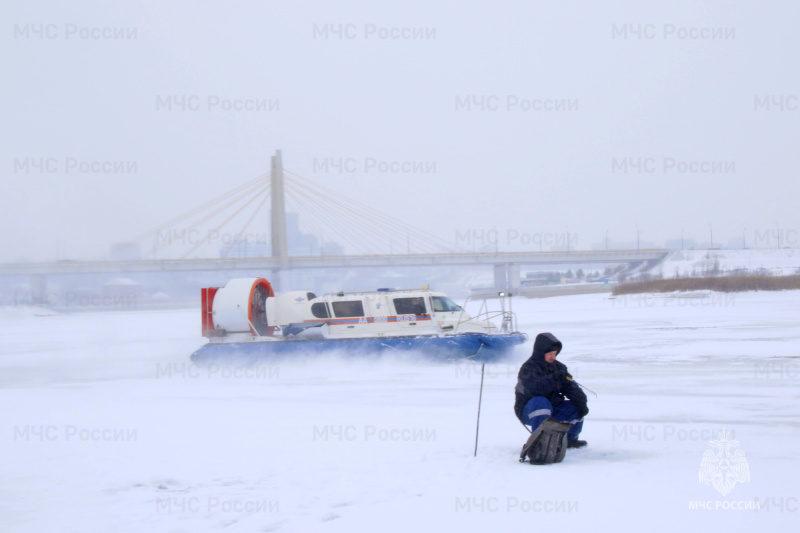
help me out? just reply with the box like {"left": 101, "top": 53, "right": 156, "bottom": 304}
{"left": 108, "top": 242, "right": 141, "bottom": 261}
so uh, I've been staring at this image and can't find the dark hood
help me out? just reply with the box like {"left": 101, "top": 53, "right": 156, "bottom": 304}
{"left": 531, "top": 332, "right": 562, "bottom": 364}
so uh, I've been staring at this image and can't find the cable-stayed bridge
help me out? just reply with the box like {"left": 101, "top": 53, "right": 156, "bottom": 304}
{"left": 1, "top": 151, "right": 669, "bottom": 291}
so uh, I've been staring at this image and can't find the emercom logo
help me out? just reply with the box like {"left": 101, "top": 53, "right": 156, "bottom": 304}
{"left": 698, "top": 429, "right": 750, "bottom": 496}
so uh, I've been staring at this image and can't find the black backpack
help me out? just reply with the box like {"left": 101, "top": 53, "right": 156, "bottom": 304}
{"left": 519, "top": 418, "right": 570, "bottom": 465}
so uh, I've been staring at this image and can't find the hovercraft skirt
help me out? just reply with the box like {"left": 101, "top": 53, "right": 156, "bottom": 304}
{"left": 190, "top": 332, "right": 527, "bottom": 364}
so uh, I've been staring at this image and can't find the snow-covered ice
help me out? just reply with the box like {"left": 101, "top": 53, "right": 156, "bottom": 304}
{"left": 648, "top": 248, "right": 800, "bottom": 277}
{"left": 1, "top": 291, "right": 799, "bottom": 532}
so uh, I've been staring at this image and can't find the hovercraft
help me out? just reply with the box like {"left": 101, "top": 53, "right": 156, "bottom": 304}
{"left": 190, "top": 277, "right": 528, "bottom": 364}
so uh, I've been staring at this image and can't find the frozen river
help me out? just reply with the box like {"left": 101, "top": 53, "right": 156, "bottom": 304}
{"left": 2, "top": 290, "right": 798, "bottom": 532}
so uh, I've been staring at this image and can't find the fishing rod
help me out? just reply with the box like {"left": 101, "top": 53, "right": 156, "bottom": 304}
{"left": 473, "top": 363, "right": 485, "bottom": 457}
{"left": 573, "top": 380, "right": 598, "bottom": 398}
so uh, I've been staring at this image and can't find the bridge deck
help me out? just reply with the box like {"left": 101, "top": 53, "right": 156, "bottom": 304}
{"left": 0, "top": 250, "right": 669, "bottom": 276}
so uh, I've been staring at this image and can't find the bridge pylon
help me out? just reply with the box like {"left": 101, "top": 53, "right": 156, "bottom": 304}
{"left": 270, "top": 150, "right": 289, "bottom": 289}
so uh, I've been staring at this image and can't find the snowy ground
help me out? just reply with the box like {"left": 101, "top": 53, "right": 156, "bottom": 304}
{"left": 1, "top": 291, "right": 799, "bottom": 532}
{"left": 649, "top": 248, "right": 800, "bottom": 278}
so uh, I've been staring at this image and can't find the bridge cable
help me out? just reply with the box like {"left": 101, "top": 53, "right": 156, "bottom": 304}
{"left": 284, "top": 169, "right": 465, "bottom": 254}
{"left": 158, "top": 180, "right": 269, "bottom": 254}
{"left": 219, "top": 189, "right": 272, "bottom": 258}
{"left": 284, "top": 182, "right": 377, "bottom": 255}
{"left": 281, "top": 187, "right": 336, "bottom": 255}
{"left": 181, "top": 185, "right": 270, "bottom": 259}
{"left": 283, "top": 168, "right": 453, "bottom": 251}
{"left": 132, "top": 173, "right": 269, "bottom": 243}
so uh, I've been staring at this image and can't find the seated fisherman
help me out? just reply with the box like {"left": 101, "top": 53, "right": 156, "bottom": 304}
{"left": 514, "top": 332, "right": 588, "bottom": 448}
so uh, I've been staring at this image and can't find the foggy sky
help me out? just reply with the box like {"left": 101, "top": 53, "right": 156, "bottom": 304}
{"left": 2, "top": 0, "right": 798, "bottom": 262}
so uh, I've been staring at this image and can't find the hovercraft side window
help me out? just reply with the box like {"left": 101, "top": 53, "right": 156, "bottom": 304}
{"left": 393, "top": 297, "right": 427, "bottom": 316}
{"left": 311, "top": 302, "right": 330, "bottom": 318}
{"left": 332, "top": 300, "right": 365, "bottom": 317}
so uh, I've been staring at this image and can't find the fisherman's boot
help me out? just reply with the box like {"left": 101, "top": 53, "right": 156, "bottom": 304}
{"left": 567, "top": 439, "right": 587, "bottom": 449}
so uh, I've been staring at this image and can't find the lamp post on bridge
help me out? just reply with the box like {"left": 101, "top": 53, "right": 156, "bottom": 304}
{"left": 636, "top": 224, "right": 640, "bottom": 252}
{"left": 708, "top": 224, "right": 713, "bottom": 250}
{"left": 566, "top": 226, "right": 570, "bottom": 253}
